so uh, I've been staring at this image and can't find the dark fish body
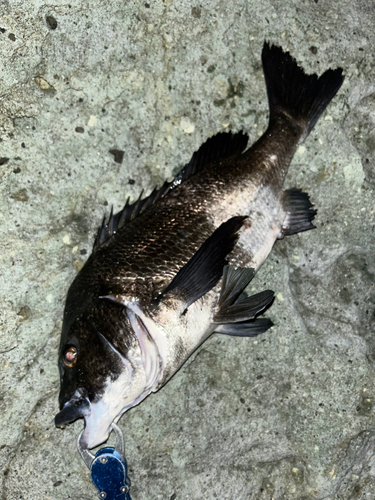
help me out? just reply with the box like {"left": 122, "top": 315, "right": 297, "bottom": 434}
{"left": 55, "top": 43, "right": 344, "bottom": 449}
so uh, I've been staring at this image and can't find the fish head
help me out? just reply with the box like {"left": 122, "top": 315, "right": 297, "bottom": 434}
{"left": 55, "top": 301, "right": 148, "bottom": 449}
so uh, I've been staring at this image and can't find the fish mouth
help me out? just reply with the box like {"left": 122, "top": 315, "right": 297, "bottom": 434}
{"left": 55, "top": 395, "right": 113, "bottom": 449}
{"left": 54, "top": 398, "right": 90, "bottom": 427}
{"left": 79, "top": 419, "right": 111, "bottom": 450}
{"left": 78, "top": 402, "right": 116, "bottom": 449}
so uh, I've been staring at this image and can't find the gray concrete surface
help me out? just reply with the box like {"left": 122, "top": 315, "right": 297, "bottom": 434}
{"left": 0, "top": 1, "right": 374, "bottom": 499}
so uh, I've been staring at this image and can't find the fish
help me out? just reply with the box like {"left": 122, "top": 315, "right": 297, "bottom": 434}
{"left": 55, "top": 42, "right": 344, "bottom": 450}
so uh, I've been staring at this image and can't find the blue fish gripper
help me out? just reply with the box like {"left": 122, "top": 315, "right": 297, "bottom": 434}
{"left": 77, "top": 423, "right": 132, "bottom": 500}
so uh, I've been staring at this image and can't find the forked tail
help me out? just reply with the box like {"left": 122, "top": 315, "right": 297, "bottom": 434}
{"left": 262, "top": 42, "right": 344, "bottom": 142}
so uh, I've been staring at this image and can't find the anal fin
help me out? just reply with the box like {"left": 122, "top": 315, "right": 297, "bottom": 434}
{"left": 212, "top": 266, "right": 274, "bottom": 338}
{"left": 279, "top": 188, "right": 317, "bottom": 238}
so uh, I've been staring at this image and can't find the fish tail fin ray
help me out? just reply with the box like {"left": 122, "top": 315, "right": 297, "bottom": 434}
{"left": 262, "top": 42, "right": 344, "bottom": 141}
{"left": 279, "top": 188, "right": 317, "bottom": 238}
{"left": 213, "top": 265, "right": 274, "bottom": 325}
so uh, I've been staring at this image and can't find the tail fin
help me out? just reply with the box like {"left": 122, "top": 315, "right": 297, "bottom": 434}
{"left": 262, "top": 42, "right": 344, "bottom": 141}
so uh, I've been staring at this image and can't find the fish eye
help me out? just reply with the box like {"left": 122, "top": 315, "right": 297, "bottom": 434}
{"left": 62, "top": 346, "right": 78, "bottom": 367}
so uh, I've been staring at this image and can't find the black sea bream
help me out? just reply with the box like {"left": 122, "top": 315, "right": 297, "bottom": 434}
{"left": 55, "top": 43, "right": 344, "bottom": 449}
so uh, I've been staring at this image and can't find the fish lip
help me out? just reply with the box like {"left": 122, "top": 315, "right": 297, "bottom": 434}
{"left": 78, "top": 424, "right": 111, "bottom": 450}
{"left": 54, "top": 398, "right": 90, "bottom": 427}
{"left": 78, "top": 409, "right": 114, "bottom": 449}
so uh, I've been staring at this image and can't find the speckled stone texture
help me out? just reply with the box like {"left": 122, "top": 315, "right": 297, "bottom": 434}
{"left": 0, "top": 1, "right": 374, "bottom": 499}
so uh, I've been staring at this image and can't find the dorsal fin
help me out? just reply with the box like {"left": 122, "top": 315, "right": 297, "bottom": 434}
{"left": 93, "top": 131, "right": 248, "bottom": 250}
{"left": 175, "top": 130, "right": 248, "bottom": 185}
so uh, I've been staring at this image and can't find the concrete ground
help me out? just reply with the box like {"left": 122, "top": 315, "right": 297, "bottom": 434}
{"left": 0, "top": 0, "right": 374, "bottom": 499}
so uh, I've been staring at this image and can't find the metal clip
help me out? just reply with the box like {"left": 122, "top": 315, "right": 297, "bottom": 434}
{"left": 77, "top": 423, "right": 132, "bottom": 500}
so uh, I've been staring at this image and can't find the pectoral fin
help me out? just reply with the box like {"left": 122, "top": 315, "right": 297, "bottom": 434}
{"left": 158, "top": 216, "right": 247, "bottom": 309}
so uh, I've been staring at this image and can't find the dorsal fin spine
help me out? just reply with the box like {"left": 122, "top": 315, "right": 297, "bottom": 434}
{"left": 93, "top": 131, "right": 249, "bottom": 251}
